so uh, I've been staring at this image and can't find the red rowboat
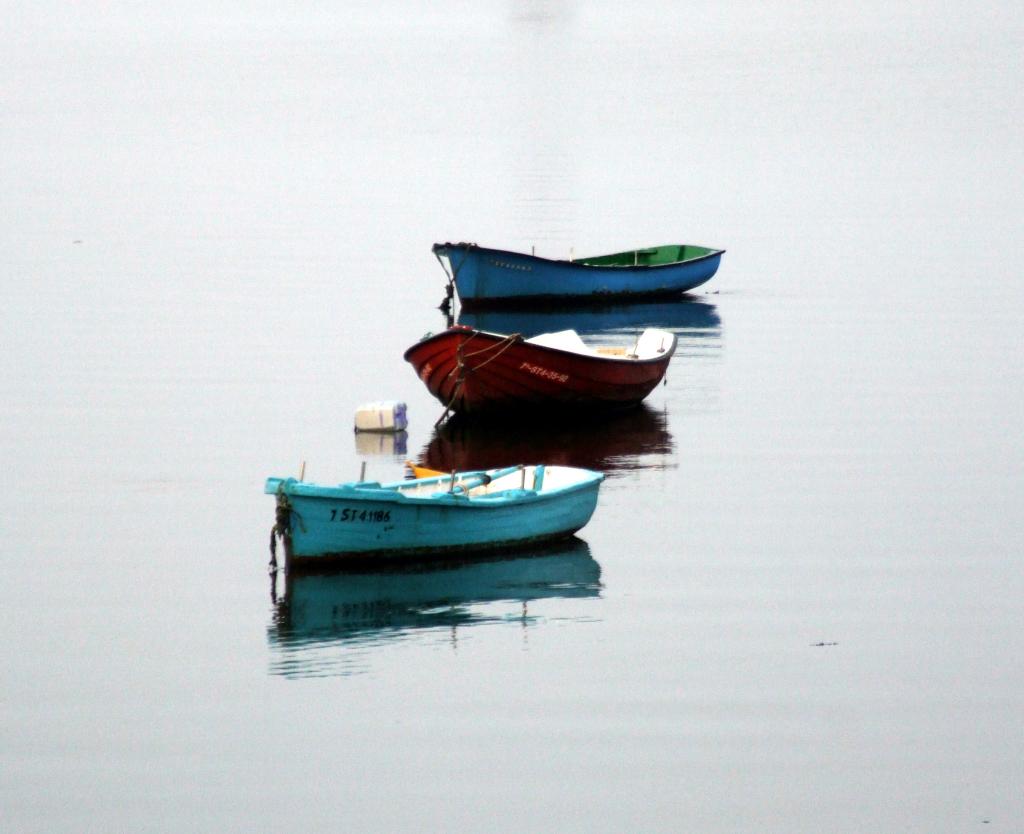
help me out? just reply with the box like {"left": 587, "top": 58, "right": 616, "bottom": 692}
{"left": 403, "top": 325, "right": 676, "bottom": 417}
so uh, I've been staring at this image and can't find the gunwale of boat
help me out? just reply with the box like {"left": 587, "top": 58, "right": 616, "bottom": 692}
{"left": 268, "top": 464, "right": 602, "bottom": 504}
{"left": 406, "top": 326, "right": 677, "bottom": 365}
{"left": 434, "top": 241, "right": 726, "bottom": 269}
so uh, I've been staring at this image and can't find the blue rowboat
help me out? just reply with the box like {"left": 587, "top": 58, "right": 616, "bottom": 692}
{"left": 434, "top": 242, "right": 724, "bottom": 309}
{"left": 266, "top": 464, "right": 603, "bottom": 568}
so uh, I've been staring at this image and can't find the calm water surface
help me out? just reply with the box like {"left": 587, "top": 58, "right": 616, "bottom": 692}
{"left": 2, "top": 2, "right": 1023, "bottom": 831}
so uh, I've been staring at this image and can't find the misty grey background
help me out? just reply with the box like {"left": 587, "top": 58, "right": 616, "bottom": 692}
{"left": 2, "top": 1, "right": 1022, "bottom": 831}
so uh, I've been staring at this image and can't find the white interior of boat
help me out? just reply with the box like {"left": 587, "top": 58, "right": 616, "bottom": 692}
{"left": 524, "top": 328, "right": 672, "bottom": 360}
{"left": 392, "top": 464, "right": 588, "bottom": 498}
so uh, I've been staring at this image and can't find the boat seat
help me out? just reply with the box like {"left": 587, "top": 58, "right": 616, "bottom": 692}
{"left": 524, "top": 329, "right": 594, "bottom": 356}
{"left": 632, "top": 328, "right": 672, "bottom": 358}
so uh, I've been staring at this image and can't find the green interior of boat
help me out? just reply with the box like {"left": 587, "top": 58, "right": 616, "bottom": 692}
{"left": 577, "top": 244, "right": 716, "bottom": 267}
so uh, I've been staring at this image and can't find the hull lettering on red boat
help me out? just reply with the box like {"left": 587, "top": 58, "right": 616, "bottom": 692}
{"left": 519, "top": 362, "right": 569, "bottom": 383}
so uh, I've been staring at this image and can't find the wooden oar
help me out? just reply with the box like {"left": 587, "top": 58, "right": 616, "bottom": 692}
{"left": 449, "top": 465, "right": 525, "bottom": 495}
{"left": 404, "top": 462, "right": 527, "bottom": 495}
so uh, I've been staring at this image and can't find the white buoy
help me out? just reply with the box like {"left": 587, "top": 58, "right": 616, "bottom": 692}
{"left": 354, "top": 401, "right": 408, "bottom": 433}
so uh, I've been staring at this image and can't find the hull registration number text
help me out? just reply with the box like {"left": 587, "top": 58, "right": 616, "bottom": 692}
{"left": 519, "top": 361, "right": 569, "bottom": 383}
{"left": 330, "top": 508, "right": 391, "bottom": 523}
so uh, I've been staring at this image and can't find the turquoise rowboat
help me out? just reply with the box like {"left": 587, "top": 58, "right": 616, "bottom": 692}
{"left": 266, "top": 464, "right": 603, "bottom": 568}
{"left": 434, "top": 242, "right": 725, "bottom": 309}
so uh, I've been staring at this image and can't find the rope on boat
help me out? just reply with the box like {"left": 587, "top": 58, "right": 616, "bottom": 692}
{"left": 464, "top": 333, "right": 521, "bottom": 370}
{"left": 268, "top": 488, "right": 304, "bottom": 571}
{"left": 434, "top": 332, "right": 522, "bottom": 426}
{"left": 435, "top": 376, "right": 465, "bottom": 427}
{"left": 434, "top": 242, "right": 474, "bottom": 312}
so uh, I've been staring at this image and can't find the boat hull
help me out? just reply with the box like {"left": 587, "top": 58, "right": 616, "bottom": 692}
{"left": 436, "top": 243, "right": 724, "bottom": 309}
{"left": 267, "top": 471, "right": 602, "bottom": 567}
{"left": 403, "top": 327, "right": 675, "bottom": 415}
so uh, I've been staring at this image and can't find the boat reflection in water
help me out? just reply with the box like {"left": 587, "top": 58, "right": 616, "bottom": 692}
{"left": 268, "top": 537, "right": 601, "bottom": 678}
{"left": 456, "top": 296, "right": 720, "bottom": 342}
{"left": 421, "top": 405, "right": 674, "bottom": 478}
{"left": 353, "top": 429, "right": 408, "bottom": 458}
